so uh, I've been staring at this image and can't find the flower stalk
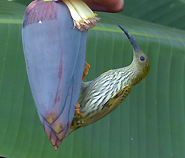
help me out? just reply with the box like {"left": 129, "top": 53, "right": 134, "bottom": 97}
{"left": 42, "top": 0, "right": 100, "bottom": 31}
{"left": 63, "top": 0, "right": 100, "bottom": 31}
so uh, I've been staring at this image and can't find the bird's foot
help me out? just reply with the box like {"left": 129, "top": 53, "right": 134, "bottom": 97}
{"left": 82, "top": 61, "right": 90, "bottom": 80}
{"left": 75, "top": 103, "right": 83, "bottom": 117}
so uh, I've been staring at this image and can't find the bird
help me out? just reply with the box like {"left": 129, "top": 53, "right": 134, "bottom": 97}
{"left": 65, "top": 25, "right": 151, "bottom": 137}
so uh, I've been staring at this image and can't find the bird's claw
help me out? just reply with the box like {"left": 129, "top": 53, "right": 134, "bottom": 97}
{"left": 75, "top": 103, "right": 83, "bottom": 117}
{"left": 82, "top": 61, "right": 90, "bottom": 80}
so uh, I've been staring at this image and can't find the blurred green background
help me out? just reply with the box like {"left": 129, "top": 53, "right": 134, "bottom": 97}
{"left": 0, "top": 0, "right": 185, "bottom": 158}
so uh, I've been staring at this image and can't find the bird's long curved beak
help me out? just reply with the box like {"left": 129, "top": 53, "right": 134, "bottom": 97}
{"left": 118, "top": 25, "right": 139, "bottom": 52}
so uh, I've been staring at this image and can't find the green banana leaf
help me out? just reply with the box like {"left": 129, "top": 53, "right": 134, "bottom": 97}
{"left": 0, "top": 0, "right": 185, "bottom": 158}
{"left": 122, "top": 0, "right": 185, "bottom": 30}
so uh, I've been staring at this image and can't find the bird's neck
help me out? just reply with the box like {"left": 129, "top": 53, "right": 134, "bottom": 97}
{"left": 122, "top": 62, "right": 146, "bottom": 86}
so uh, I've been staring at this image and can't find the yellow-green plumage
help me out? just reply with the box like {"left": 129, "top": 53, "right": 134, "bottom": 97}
{"left": 65, "top": 25, "right": 150, "bottom": 137}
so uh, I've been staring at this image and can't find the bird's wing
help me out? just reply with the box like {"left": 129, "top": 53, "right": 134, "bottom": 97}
{"left": 86, "top": 85, "right": 132, "bottom": 124}
{"left": 104, "top": 85, "right": 132, "bottom": 111}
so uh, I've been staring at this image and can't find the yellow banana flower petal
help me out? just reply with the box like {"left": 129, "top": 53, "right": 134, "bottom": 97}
{"left": 63, "top": 0, "right": 100, "bottom": 31}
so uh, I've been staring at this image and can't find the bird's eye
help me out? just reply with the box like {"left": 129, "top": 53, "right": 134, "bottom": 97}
{"left": 140, "top": 56, "right": 145, "bottom": 61}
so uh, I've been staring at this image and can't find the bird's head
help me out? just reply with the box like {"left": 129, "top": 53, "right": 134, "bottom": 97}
{"left": 132, "top": 48, "right": 150, "bottom": 77}
{"left": 118, "top": 25, "right": 150, "bottom": 85}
